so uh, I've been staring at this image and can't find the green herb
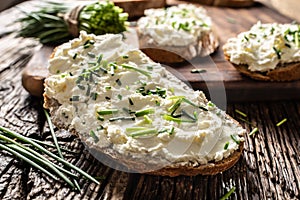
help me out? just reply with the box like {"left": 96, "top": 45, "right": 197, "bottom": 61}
{"left": 191, "top": 69, "right": 207, "bottom": 73}
{"left": 105, "top": 86, "right": 111, "bottom": 90}
{"left": 122, "top": 55, "right": 129, "bottom": 59}
{"left": 230, "top": 135, "right": 240, "bottom": 145}
{"left": 128, "top": 98, "right": 134, "bottom": 105}
{"left": 17, "top": 1, "right": 128, "bottom": 44}
{"left": 143, "top": 115, "right": 153, "bottom": 124}
{"left": 73, "top": 53, "right": 77, "bottom": 59}
{"left": 121, "top": 64, "right": 151, "bottom": 78}
{"left": 128, "top": 128, "right": 158, "bottom": 138}
{"left": 168, "top": 99, "right": 183, "bottom": 115}
{"left": 90, "top": 130, "right": 99, "bottom": 143}
{"left": 109, "top": 116, "right": 135, "bottom": 122}
{"left": 224, "top": 142, "right": 229, "bottom": 150}
{"left": 87, "top": 52, "right": 95, "bottom": 58}
{"left": 118, "top": 94, "right": 122, "bottom": 100}
{"left": 86, "top": 84, "right": 91, "bottom": 96}
{"left": 91, "top": 92, "right": 98, "bottom": 101}
{"left": 244, "top": 35, "right": 249, "bottom": 42}
{"left": 163, "top": 114, "right": 196, "bottom": 123}
{"left": 276, "top": 118, "right": 287, "bottom": 127}
{"left": 77, "top": 84, "right": 85, "bottom": 90}
{"left": 97, "top": 54, "right": 103, "bottom": 64}
{"left": 116, "top": 79, "right": 122, "bottom": 86}
{"left": 0, "top": 125, "right": 99, "bottom": 189}
{"left": 249, "top": 127, "right": 258, "bottom": 136}
{"left": 273, "top": 47, "right": 281, "bottom": 59}
{"left": 220, "top": 187, "right": 236, "bottom": 200}
{"left": 70, "top": 95, "right": 79, "bottom": 102}
{"left": 235, "top": 109, "right": 247, "bottom": 118}
{"left": 295, "top": 32, "right": 299, "bottom": 47}
{"left": 178, "top": 22, "right": 191, "bottom": 31}
{"left": 169, "top": 126, "right": 175, "bottom": 135}
{"left": 182, "top": 98, "right": 208, "bottom": 111}
{"left": 97, "top": 109, "right": 118, "bottom": 115}
{"left": 135, "top": 108, "right": 155, "bottom": 117}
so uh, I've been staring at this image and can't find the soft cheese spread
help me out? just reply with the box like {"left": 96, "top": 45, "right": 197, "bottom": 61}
{"left": 223, "top": 21, "right": 300, "bottom": 72}
{"left": 45, "top": 31, "right": 245, "bottom": 171}
{"left": 137, "top": 4, "right": 212, "bottom": 46}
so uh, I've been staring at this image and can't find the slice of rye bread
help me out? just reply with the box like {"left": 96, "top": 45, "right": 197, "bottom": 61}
{"left": 137, "top": 29, "right": 219, "bottom": 63}
{"left": 44, "top": 55, "right": 244, "bottom": 176}
{"left": 224, "top": 54, "right": 300, "bottom": 82}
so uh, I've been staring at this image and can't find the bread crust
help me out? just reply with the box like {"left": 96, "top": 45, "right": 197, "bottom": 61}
{"left": 224, "top": 53, "right": 300, "bottom": 81}
{"left": 137, "top": 29, "right": 219, "bottom": 63}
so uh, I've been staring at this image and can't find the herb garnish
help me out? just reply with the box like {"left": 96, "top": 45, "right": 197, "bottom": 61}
{"left": 220, "top": 187, "right": 236, "bottom": 200}
{"left": 249, "top": 127, "right": 258, "bottom": 136}
{"left": 273, "top": 47, "right": 281, "bottom": 59}
{"left": 230, "top": 134, "right": 240, "bottom": 145}
{"left": 224, "top": 141, "right": 229, "bottom": 150}
{"left": 276, "top": 118, "right": 287, "bottom": 127}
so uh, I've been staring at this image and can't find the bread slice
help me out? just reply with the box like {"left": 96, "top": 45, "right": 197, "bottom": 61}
{"left": 44, "top": 32, "right": 245, "bottom": 176}
{"left": 224, "top": 54, "right": 300, "bottom": 81}
{"left": 136, "top": 4, "right": 219, "bottom": 63}
{"left": 223, "top": 22, "right": 300, "bottom": 82}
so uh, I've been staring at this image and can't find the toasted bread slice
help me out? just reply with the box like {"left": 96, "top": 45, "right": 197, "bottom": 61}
{"left": 136, "top": 4, "right": 219, "bottom": 63}
{"left": 44, "top": 32, "right": 245, "bottom": 176}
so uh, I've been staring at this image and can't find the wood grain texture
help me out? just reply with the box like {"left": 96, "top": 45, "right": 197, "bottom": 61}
{"left": 0, "top": 1, "right": 299, "bottom": 200}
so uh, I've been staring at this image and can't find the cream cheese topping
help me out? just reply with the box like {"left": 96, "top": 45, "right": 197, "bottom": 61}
{"left": 223, "top": 21, "right": 300, "bottom": 72}
{"left": 45, "top": 31, "right": 245, "bottom": 169}
{"left": 137, "top": 4, "right": 212, "bottom": 46}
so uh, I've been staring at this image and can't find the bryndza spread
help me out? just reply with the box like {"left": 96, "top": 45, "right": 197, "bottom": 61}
{"left": 45, "top": 31, "right": 245, "bottom": 171}
{"left": 137, "top": 4, "right": 212, "bottom": 46}
{"left": 223, "top": 22, "right": 300, "bottom": 72}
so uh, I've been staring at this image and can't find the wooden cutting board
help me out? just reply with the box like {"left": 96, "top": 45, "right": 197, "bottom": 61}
{"left": 23, "top": 1, "right": 300, "bottom": 102}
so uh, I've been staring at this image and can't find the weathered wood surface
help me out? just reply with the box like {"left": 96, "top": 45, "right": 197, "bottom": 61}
{"left": 0, "top": 1, "right": 300, "bottom": 199}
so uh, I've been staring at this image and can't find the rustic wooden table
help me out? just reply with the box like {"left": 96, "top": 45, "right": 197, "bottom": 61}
{"left": 0, "top": 0, "right": 299, "bottom": 199}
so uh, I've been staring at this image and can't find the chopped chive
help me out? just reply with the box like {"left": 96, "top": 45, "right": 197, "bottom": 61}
{"left": 97, "top": 54, "right": 103, "bottom": 64}
{"left": 135, "top": 108, "right": 155, "bottom": 117}
{"left": 122, "top": 55, "right": 129, "bottom": 59}
{"left": 169, "top": 126, "right": 175, "bottom": 135}
{"left": 70, "top": 95, "right": 79, "bottom": 101}
{"left": 220, "top": 187, "right": 236, "bottom": 200}
{"left": 155, "top": 101, "right": 160, "bottom": 106}
{"left": 116, "top": 79, "right": 122, "bottom": 86}
{"left": 97, "top": 116, "right": 104, "bottom": 121}
{"left": 87, "top": 52, "right": 95, "bottom": 58}
{"left": 129, "top": 128, "right": 157, "bottom": 138}
{"left": 90, "top": 130, "right": 99, "bottom": 143}
{"left": 273, "top": 47, "right": 281, "bottom": 59}
{"left": 147, "top": 66, "right": 153, "bottom": 71}
{"left": 249, "top": 127, "right": 258, "bottom": 136}
{"left": 105, "top": 86, "right": 111, "bottom": 90}
{"left": 182, "top": 110, "right": 197, "bottom": 121}
{"left": 230, "top": 135, "right": 240, "bottom": 145}
{"left": 191, "top": 69, "right": 207, "bottom": 73}
{"left": 244, "top": 35, "right": 249, "bottom": 41}
{"left": 118, "top": 94, "right": 122, "bottom": 100}
{"left": 86, "top": 84, "right": 91, "bottom": 96}
{"left": 235, "top": 109, "right": 247, "bottom": 118}
{"left": 163, "top": 114, "right": 196, "bottom": 123}
{"left": 224, "top": 141, "right": 229, "bottom": 150}
{"left": 276, "top": 118, "right": 287, "bottom": 127}
{"left": 91, "top": 92, "right": 98, "bottom": 101}
{"left": 73, "top": 53, "right": 77, "bottom": 59}
{"left": 109, "top": 116, "right": 135, "bottom": 122}
{"left": 84, "top": 44, "right": 91, "bottom": 49}
{"left": 168, "top": 99, "right": 183, "bottom": 115}
{"left": 237, "top": 117, "right": 252, "bottom": 125}
{"left": 126, "top": 85, "right": 130, "bottom": 90}
{"left": 182, "top": 98, "right": 208, "bottom": 111}
{"left": 126, "top": 127, "right": 148, "bottom": 132}
{"left": 105, "top": 96, "right": 110, "bottom": 100}
{"left": 121, "top": 64, "right": 151, "bottom": 78}
{"left": 295, "top": 32, "right": 299, "bottom": 47}
{"left": 285, "top": 43, "right": 291, "bottom": 48}
{"left": 128, "top": 98, "right": 134, "bottom": 105}
{"left": 97, "top": 109, "right": 118, "bottom": 115}
{"left": 143, "top": 115, "right": 153, "bottom": 124}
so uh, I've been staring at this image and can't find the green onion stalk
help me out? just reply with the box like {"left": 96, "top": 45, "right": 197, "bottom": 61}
{"left": 16, "top": 0, "right": 129, "bottom": 44}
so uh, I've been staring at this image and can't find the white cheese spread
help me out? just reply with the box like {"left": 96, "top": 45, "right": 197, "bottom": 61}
{"left": 45, "top": 31, "right": 245, "bottom": 171}
{"left": 223, "top": 21, "right": 300, "bottom": 72}
{"left": 137, "top": 4, "right": 212, "bottom": 46}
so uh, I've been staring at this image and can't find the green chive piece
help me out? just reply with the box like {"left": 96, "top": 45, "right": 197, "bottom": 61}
{"left": 224, "top": 141, "right": 229, "bottom": 150}
{"left": 73, "top": 53, "right": 77, "bottom": 59}
{"left": 235, "top": 109, "right": 247, "bottom": 118}
{"left": 273, "top": 47, "right": 281, "bottom": 59}
{"left": 44, "top": 110, "right": 63, "bottom": 158}
{"left": 126, "top": 127, "right": 148, "bottom": 133}
{"left": 163, "top": 114, "right": 196, "bottom": 123}
{"left": 97, "top": 109, "right": 119, "bottom": 115}
{"left": 90, "top": 130, "right": 99, "bottom": 143}
{"left": 87, "top": 52, "right": 95, "bottom": 58}
{"left": 143, "top": 115, "right": 153, "bottom": 124}
{"left": 91, "top": 92, "right": 98, "bottom": 101}
{"left": 118, "top": 94, "right": 122, "bottom": 100}
{"left": 70, "top": 95, "right": 79, "bottom": 102}
{"left": 109, "top": 116, "right": 135, "bottom": 122}
{"left": 249, "top": 127, "right": 258, "bottom": 136}
{"left": 276, "top": 118, "right": 287, "bottom": 127}
{"left": 169, "top": 127, "right": 175, "bottom": 135}
{"left": 121, "top": 64, "right": 151, "bottom": 78}
{"left": 295, "top": 32, "right": 299, "bottom": 47}
{"left": 129, "top": 128, "right": 158, "bottom": 138}
{"left": 220, "top": 187, "right": 236, "bottom": 200}
{"left": 168, "top": 99, "right": 183, "bottom": 115}
{"left": 191, "top": 69, "right": 207, "bottom": 73}
{"left": 182, "top": 98, "right": 208, "bottom": 111}
{"left": 122, "top": 55, "right": 129, "bottom": 59}
{"left": 230, "top": 135, "right": 240, "bottom": 145}
{"left": 135, "top": 108, "right": 155, "bottom": 117}
{"left": 97, "top": 54, "right": 103, "bottom": 64}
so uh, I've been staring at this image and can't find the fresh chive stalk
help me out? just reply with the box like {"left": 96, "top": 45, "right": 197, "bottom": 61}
{"left": 163, "top": 114, "right": 196, "bottom": 123}
{"left": 220, "top": 187, "right": 236, "bottom": 200}
{"left": 121, "top": 64, "right": 151, "bottom": 78}
{"left": 97, "top": 109, "right": 118, "bottom": 115}
{"left": 128, "top": 128, "right": 158, "bottom": 138}
{"left": 168, "top": 99, "right": 183, "bottom": 115}
{"left": 276, "top": 118, "right": 287, "bottom": 127}
{"left": 249, "top": 127, "right": 258, "bottom": 136}
{"left": 235, "top": 109, "right": 247, "bottom": 118}
{"left": 0, "top": 126, "right": 100, "bottom": 185}
{"left": 230, "top": 134, "right": 240, "bottom": 145}
{"left": 224, "top": 141, "right": 229, "bottom": 150}
{"left": 135, "top": 108, "right": 155, "bottom": 117}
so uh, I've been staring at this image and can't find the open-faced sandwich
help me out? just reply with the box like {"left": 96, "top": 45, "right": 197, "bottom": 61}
{"left": 136, "top": 4, "right": 219, "bottom": 63}
{"left": 223, "top": 21, "right": 300, "bottom": 81}
{"left": 44, "top": 31, "right": 245, "bottom": 176}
